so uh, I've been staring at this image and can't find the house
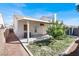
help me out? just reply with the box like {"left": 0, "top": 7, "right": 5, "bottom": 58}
{"left": 13, "top": 14, "right": 56, "bottom": 42}
{"left": 0, "top": 13, "right": 5, "bottom": 48}
{"left": 0, "top": 14, "right": 5, "bottom": 29}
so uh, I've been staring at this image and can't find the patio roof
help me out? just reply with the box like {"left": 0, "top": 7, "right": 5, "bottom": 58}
{"left": 14, "top": 15, "right": 51, "bottom": 23}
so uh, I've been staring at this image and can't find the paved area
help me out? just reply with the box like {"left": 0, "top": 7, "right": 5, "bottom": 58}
{"left": 4, "top": 31, "right": 29, "bottom": 56}
{"left": 5, "top": 41, "right": 29, "bottom": 56}
{"left": 20, "top": 35, "right": 51, "bottom": 43}
{"left": 0, "top": 30, "right": 5, "bottom": 55}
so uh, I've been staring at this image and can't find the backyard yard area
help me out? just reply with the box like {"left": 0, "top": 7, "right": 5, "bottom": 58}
{"left": 27, "top": 19, "right": 76, "bottom": 56}
{"left": 27, "top": 35, "right": 75, "bottom": 56}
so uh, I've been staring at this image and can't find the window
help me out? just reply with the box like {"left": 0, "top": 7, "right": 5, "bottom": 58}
{"left": 40, "top": 23, "right": 44, "bottom": 26}
{"left": 24, "top": 24, "right": 27, "bottom": 31}
{"left": 34, "top": 26, "right": 37, "bottom": 33}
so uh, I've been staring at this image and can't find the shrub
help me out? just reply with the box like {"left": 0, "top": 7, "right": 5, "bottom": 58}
{"left": 47, "top": 20, "right": 68, "bottom": 40}
{"left": 33, "top": 39, "right": 52, "bottom": 46}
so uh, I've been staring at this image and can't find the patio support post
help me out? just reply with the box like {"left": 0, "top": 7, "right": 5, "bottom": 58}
{"left": 27, "top": 21, "right": 30, "bottom": 43}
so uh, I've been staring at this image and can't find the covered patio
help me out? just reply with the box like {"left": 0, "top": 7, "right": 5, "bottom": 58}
{"left": 13, "top": 15, "right": 50, "bottom": 43}
{"left": 19, "top": 34, "right": 51, "bottom": 43}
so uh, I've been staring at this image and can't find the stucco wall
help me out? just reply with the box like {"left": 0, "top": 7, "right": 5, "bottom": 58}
{"left": 15, "top": 20, "right": 48, "bottom": 38}
{"left": 0, "top": 14, "right": 4, "bottom": 26}
{"left": 0, "top": 29, "right": 5, "bottom": 55}
{"left": 13, "top": 16, "right": 19, "bottom": 37}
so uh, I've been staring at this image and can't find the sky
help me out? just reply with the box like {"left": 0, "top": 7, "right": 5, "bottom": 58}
{"left": 0, "top": 3, "right": 79, "bottom": 26}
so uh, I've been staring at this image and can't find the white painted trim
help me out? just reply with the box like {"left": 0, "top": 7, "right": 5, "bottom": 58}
{"left": 14, "top": 15, "right": 50, "bottom": 23}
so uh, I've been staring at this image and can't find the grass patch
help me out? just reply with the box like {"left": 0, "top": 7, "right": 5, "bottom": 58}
{"left": 27, "top": 35, "right": 75, "bottom": 56}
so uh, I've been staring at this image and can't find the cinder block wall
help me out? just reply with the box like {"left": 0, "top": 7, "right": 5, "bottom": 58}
{"left": 73, "top": 28, "right": 79, "bottom": 36}
{"left": 66, "top": 27, "right": 79, "bottom": 36}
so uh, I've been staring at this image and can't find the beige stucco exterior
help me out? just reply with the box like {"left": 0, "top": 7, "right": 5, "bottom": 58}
{"left": 18, "top": 20, "right": 48, "bottom": 38}
{"left": 13, "top": 15, "right": 49, "bottom": 38}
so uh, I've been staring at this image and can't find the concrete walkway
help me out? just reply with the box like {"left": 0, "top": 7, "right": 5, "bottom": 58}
{"left": 5, "top": 41, "right": 29, "bottom": 56}
{"left": 4, "top": 30, "right": 29, "bottom": 56}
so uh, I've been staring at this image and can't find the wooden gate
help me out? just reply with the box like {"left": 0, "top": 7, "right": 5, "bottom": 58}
{"left": 4, "top": 28, "right": 18, "bottom": 43}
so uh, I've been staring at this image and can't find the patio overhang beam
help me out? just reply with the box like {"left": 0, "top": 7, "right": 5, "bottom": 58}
{"left": 19, "top": 18, "right": 50, "bottom": 23}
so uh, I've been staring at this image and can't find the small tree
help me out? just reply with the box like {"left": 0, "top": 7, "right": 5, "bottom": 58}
{"left": 47, "top": 20, "right": 67, "bottom": 40}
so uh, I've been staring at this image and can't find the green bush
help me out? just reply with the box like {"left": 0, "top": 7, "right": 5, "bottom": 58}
{"left": 47, "top": 20, "right": 68, "bottom": 40}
